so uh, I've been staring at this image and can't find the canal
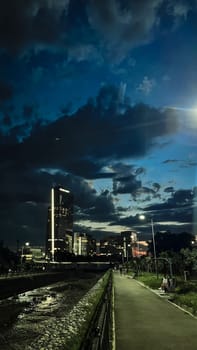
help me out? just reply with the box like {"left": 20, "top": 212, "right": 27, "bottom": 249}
{"left": 0, "top": 273, "right": 102, "bottom": 350}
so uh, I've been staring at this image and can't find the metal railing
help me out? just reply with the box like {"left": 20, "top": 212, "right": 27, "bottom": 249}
{"left": 80, "top": 270, "right": 113, "bottom": 350}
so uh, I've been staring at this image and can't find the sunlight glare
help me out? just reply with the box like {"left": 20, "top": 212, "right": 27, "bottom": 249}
{"left": 166, "top": 105, "right": 197, "bottom": 128}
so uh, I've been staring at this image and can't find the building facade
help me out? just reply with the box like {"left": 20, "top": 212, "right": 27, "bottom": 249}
{"left": 100, "top": 236, "right": 123, "bottom": 257}
{"left": 46, "top": 186, "right": 73, "bottom": 261}
{"left": 73, "top": 232, "right": 96, "bottom": 256}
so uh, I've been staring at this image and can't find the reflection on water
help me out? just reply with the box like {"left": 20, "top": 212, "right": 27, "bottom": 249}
{"left": 0, "top": 279, "right": 91, "bottom": 350}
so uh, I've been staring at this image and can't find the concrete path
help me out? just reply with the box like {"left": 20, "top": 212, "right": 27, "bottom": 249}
{"left": 114, "top": 272, "right": 197, "bottom": 350}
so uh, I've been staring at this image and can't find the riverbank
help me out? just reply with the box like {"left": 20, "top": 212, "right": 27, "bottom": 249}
{"left": 0, "top": 272, "right": 107, "bottom": 350}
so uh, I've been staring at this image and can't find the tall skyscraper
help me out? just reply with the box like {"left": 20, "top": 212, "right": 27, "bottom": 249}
{"left": 46, "top": 186, "right": 73, "bottom": 261}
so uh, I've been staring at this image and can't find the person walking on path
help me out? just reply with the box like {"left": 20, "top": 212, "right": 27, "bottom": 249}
{"left": 161, "top": 275, "right": 169, "bottom": 292}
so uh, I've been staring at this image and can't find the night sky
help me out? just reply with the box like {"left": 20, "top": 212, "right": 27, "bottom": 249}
{"left": 1, "top": 0, "right": 197, "bottom": 248}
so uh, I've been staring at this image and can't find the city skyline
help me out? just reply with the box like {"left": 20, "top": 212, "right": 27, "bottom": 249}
{"left": 0, "top": 1, "right": 197, "bottom": 247}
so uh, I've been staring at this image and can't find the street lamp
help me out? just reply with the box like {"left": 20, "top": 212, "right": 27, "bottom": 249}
{"left": 139, "top": 215, "right": 158, "bottom": 277}
{"left": 21, "top": 242, "right": 30, "bottom": 264}
{"left": 127, "top": 244, "right": 131, "bottom": 262}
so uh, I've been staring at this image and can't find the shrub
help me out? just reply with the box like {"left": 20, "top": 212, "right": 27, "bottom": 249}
{"left": 171, "top": 293, "right": 197, "bottom": 315}
{"left": 136, "top": 273, "right": 162, "bottom": 289}
{"left": 175, "top": 281, "right": 197, "bottom": 294}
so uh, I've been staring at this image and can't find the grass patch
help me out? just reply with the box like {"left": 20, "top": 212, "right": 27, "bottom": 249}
{"left": 135, "top": 273, "right": 197, "bottom": 316}
{"left": 135, "top": 273, "right": 162, "bottom": 289}
{"left": 174, "top": 281, "right": 197, "bottom": 294}
{"left": 171, "top": 292, "right": 197, "bottom": 315}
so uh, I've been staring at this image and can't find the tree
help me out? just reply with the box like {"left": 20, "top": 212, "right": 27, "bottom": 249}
{"left": 180, "top": 248, "right": 197, "bottom": 274}
{"left": 0, "top": 241, "right": 19, "bottom": 273}
{"left": 148, "top": 231, "right": 194, "bottom": 255}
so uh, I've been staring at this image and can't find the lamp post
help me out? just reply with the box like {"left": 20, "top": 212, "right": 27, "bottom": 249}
{"left": 123, "top": 236, "right": 126, "bottom": 261}
{"left": 139, "top": 215, "right": 158, "bottom": 277}
{"left": 137, "top": 241, "right": 140, "bottom": 257}
{"left": 151, "top": 218, "right": 158, "bottom": 277}
{"left": 127, "top": 244, "right": 131, "bottom": 263}
{"left": 21, "top": 242, "right": 30, "bottom": 264}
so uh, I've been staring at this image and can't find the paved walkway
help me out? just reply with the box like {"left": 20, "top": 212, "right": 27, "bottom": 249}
{"left": 114, "top": 272, "right": 197, "bottom": 350}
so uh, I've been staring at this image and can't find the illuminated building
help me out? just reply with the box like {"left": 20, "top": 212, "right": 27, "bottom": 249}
{"left": 132, "top": 240, "right": 149, "bottom": 257}
{"left": 73, "top": 233, "right": 96, "bottom": 256}
{"left": 46, "top": 186, "right": 73, "bottom": 261}
{"left": 121, "top": 231, "right": 137, "bottom": 259}
{"left": 100, "top": 236, "right": 122, "bottom": 257}
{"left": 73, "top": 233, "right": 88, "bottom": 256}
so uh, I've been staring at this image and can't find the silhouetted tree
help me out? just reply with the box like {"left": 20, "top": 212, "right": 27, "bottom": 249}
{"left": 180, "top": 248, "right": 197, "bottom": 274}
{"left": 148, "top": 231, "right": 194, "bottom": 255}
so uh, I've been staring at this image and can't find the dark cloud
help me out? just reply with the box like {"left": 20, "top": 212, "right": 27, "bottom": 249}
{"left": 0, "top": 84, "right": 180, "bottom": 245}
{"left": 81, "top": 191, "right": 117, "bottom": 222}
{"left": 163, "top": 159, "right": 197, "bottom": 169}
{"left": 23, "top": 105, "right": 35, "bottom": 119}
{"left": 5, "top": 85, "right": 177, "bottom": 179}
{"left": 0, "top": 0, "right": 98, "bottom": 59}
{"left": 133, "top": 187, "right": 161, "bottom": 202}
{"left": 78, "top": 1, "right": 194, "bottom": 69}
{"left": 152, "top": 183, "right": 160, "bottom": 192}
{"left": 164, "top": 186, "right": 174, "bottom": 193}
{"left": 4, "top": 122, "right": 30, "bottom": 143}
{"left": 119, "top": 187, "right": 197, "bottom": 234}
{"left": 193, "top": 186, "right": 197, "bottom": 198}
{"left": 0, "top": 164, "right": 117, "bottom": 245}
{"left": 87, "top": 0, "right": 165, "bottom": 61}
{"left": 111, "top": 164, "right": 160, "bottom": 200}
{"left": 2, "top": 113, "right": 12, "bottom": 126}
{"left": 109, "top": 213, "right": 141, "bottom": 227}
{"left": 163, "top": 159, "right": 179, "bottom": 163}
{"left": 0, "top": 0, "right": 191, "bottom": 61}
{"left": 116, "top": 205, "right": 130, "bottom": 213}
{"left": 144, "top": 189, "right": 195, "bottom": 212}
{"left": 51, "top": 176, "right": 118, "bottom": 223}
{"left": 135, "top": 167, "right": 146, "bottom": 176}
{"left": 166, "top": 0, "right": 191, "bottom": 23}
{"left": 156, "top": 207, "right": 193, "bottom": 224}
{"left": 180, "top": 160, "right": 197, "bottom": 168}
{"left": 0, "top": 0, "right": 69, "bottom": 52}
{"left": 73, "top": 223, "right": 117, "bottom": 240}
{"left": 110, "top": 200, "right": 196, "bottom": 235}
{"left": 173, "top": 189, "right": 193, "bottom": 205}
{"left": 0, "top": 85, "right": 184, "bottom": 245}
{"left": 108, "top": 164, "right": 156, "bottom": 201}
{"left": 112, "top": 163, "right": 142, "bottom": 195}
{"left": 0, "top": 81, "right": 13, "bottom": 101}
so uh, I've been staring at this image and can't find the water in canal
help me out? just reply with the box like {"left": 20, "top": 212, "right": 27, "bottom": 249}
{"left": 0, "top": 276, "right": 98, "bottom": 350}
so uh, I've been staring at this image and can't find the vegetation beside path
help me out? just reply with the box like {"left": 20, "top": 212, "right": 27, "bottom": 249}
{"left": 135, "top": 272, "right": 197, "bottom": 316}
